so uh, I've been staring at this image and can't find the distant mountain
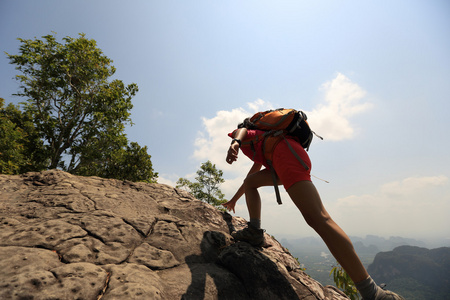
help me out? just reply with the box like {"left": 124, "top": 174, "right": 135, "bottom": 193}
{"left": 281, "top": 235, "right": 432, "bottom": 255}
{"left": 350, "top": 235, "right": 427, "bottom": 252}
{"left": 368, "top": 246, "right": 450, "bottom": 300}
{"left": 281, "top": 235, "right": 450, "bottom": 291}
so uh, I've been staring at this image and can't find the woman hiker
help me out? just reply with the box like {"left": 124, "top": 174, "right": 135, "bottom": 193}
{"left": 223, "top": 124, "right": 404, "bottom": 300}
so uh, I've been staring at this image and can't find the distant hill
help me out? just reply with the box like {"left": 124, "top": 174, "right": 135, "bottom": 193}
{"left": 350, "top": 235, "right": 427, "bottom": 252}
{"left": 368, "top": 245, "right": 450, "bottom": 300}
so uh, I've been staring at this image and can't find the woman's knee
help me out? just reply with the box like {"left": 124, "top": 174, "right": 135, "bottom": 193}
{"left": 243, "top": 169, "right": 273, "bottom": 189}
{"left": 243, "top": 176, "right": 258, "bottom": 190}
{"left": 303, "top": 212, "right": 333, "bottom": 231}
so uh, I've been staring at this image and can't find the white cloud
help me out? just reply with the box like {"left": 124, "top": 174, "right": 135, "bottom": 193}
{"left": 380, "top": 175, "right": 448, "bottom": 196}
{"left": 192, "top": 99, "right": 274, "bottom": 175}
{"left": 157, "top": 171, "right": 198, "bottom": 187}
{"left": 247, "top": 98, "right": 272, "bottom": 112}
{"left": 330, "top": 175, "right": 450, "bottom": 239}
{"left": 157, "top": 174, "right": 178, "bottom": 187}
{"left": 306, "top": 73, "right": 373, "bottom": 141}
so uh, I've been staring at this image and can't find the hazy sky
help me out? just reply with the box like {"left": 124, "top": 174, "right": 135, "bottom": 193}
{"left": 1, "top": 0, "right": 449, "bottom": 241}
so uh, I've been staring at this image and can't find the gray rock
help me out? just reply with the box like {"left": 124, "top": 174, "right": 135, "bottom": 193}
{"left": 0, "top": 170, "right": 348, "bottom": 299}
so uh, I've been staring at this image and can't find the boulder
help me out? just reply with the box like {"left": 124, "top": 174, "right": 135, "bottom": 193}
{"left": 0, "top": 170, "right": 347, "bottom": 299}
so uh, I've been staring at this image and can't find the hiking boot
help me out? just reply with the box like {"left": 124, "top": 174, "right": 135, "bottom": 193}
{"left": 372, "top": 287, "right": 405, "bottom": 300}
{"left": 231, "top": 223, "right": 265, "bottom": 247}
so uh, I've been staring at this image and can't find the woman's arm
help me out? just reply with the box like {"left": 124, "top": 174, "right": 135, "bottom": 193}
{"left": 226, "top": 128, "right": 247, "bottom": 165}
{"left": 222, "top": 162, "right": 262, "bottom": 213}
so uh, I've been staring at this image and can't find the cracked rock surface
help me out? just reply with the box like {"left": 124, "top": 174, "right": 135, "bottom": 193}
{"left": 0, "top": 170, "right": 348, "bottom": 299}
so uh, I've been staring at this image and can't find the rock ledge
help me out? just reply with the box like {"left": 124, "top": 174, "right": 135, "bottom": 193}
{"left": 0, "top": 170, "right": 347, "bottom": 299}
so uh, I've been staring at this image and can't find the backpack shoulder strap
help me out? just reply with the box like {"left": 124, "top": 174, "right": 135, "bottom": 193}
{"left": 282, "top": 136, "right": 309, "bottom": 170}
{"left": 266, "top": 160, "right": 283, "bottom": 205}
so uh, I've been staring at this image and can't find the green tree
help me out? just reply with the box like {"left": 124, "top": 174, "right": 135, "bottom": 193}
{"left": 5, "top": 33, "right": 157, "bottom": 182}
{"left": 330, "top": 264, "right": 360, "bottom": 300}
{"left": 0, "top": 98, "right": 47, "bottom": 174}
{"left": 176, "top": 160, "right": 226, "bottom": 208}
{"left": 75, "top": 141, "right": 156, "bottom": 183}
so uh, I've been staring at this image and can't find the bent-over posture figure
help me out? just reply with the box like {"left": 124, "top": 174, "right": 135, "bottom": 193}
{"left": 224, "top": 126, "right": 404, "bottom": 300}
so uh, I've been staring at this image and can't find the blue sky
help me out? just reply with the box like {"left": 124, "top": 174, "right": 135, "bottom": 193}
{"left": 1, "top": 1, "right": 449, "bottom": 242}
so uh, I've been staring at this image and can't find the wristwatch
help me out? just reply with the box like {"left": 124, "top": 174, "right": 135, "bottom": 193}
{"left": 231, "top": 138, "right": 242, "bottom": 147}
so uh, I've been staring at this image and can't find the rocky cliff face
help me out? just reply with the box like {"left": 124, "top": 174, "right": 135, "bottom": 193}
{"left": 0, "top": 170, "right": 348, "bottom": 299}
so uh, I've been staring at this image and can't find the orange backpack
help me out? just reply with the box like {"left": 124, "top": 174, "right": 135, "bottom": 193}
{"left": 241, "top": 108, "right": 322, "bottom": 204}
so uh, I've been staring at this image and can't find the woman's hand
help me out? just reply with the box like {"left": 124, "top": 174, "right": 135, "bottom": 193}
{"left": 226, "top": 142, "right": 240, "bottom": 164}
{"left": 226, "top": 128, "right": 247, "bottom": 164}
{"left": 222, "top": 199, "right": 237, "bottom": 213}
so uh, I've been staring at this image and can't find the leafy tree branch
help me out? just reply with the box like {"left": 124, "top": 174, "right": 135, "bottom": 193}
{"left": 3, "top": 33, "right": 157, "bottom": 182}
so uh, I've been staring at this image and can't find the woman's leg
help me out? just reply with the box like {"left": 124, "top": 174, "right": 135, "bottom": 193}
{"left": 242, "top": 168, "right": 279, "bottom": 221}
{"left": 287, "top": 180, "right": 369, "bottom": 283}
{"left": 231, "top": 168, "right": 276, "bottom": 246}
